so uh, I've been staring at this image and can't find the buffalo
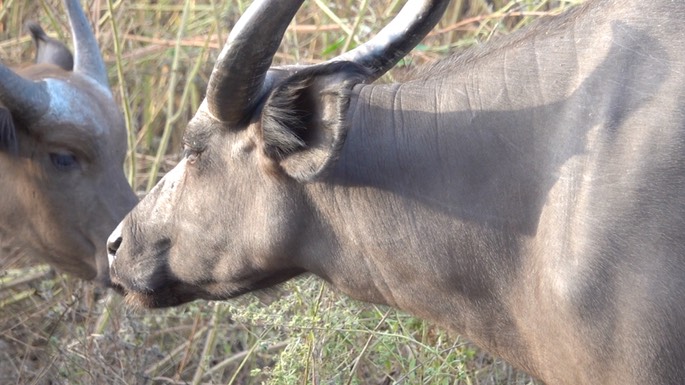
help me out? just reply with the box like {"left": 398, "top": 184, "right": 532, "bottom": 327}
{"left": 1, "top": 0, "right": 137, "bottom": 286}
{"left": 108, "top": 0, "right": 685, "bottom": 383}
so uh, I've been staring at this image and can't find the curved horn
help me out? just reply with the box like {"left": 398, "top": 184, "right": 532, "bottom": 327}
{"left": 0, "top": 65, "right": 50, "bottom": 122}
{"left": 63, "top": 0, "right": 109, "bottom": 87}
{"left": 329, "top": 0, "right": 450, "bottom": 82}
{"left": 206, "top": 0, "right": 305, "bottom": 125}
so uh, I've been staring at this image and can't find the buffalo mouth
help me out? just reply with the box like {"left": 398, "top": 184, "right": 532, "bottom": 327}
{"left": 109, "top": 264, "right": 202, "bottom": 308}
{"left": 109, "top": 272, "right": 257, "bottom": 309}
{"left": 110, "top": 267, "right": 307, "bottom": 309}
{"left": 110, "top": 279, "right": 208, "bottom": 309}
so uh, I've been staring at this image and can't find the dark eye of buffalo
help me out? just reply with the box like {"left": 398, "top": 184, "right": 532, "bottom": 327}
{"left": 183, "top": 147, "right": 201, "bottom": 165}
{"left": 49, "top": 152, "right": 79, "bottom": 171}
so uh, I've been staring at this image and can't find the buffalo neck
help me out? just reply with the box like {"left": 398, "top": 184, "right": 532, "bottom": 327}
{"left": 310, "top": 67, "right": 564, "bottom": 335}
{"left": 299, "top": 7, "right": 678, "bottom": 370}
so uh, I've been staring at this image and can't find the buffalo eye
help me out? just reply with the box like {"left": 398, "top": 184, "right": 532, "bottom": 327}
{"left": 49, "top": 152, "right": 79, "bottom": 171}
{"left": 183, "top": 147, "right": 200, "bottom": 165}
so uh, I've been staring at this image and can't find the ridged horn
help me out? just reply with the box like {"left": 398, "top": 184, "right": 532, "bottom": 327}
{"left": 64, "top": 0, "right": 109, "bottom": 87}
{"left": 0, "top": 65, "right": 50, "bottom": 122}
{"left": 206, "top": 0, "right": 305, "bottom": 125}
{"left": 329, "top": 0, "right": 450, "bottom": 82}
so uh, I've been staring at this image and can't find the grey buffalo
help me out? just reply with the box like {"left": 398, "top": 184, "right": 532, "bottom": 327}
{"left": 0, "top": 0, "right": 137, "bottom": 286}
{"left": 107, "top": 0, "right": 685, "bottom": 383}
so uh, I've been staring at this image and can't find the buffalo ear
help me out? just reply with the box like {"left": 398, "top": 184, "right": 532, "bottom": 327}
{"left": 259, "top": 62, "right": 369, "bottom": 182}
{"left": 26, "top": 21, "right": 74, "bottom": 71}
{"left": 0, "top": 106, "right": 18, "bottom": 154}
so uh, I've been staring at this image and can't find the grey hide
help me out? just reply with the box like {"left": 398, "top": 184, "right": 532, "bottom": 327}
{"left": 108, "top": 0, "right": 685, "bottom": 384}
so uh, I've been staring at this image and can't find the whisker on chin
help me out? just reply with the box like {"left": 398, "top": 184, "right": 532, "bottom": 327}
{"left": 124, "top": 292, "right": 153, "bottom": 310}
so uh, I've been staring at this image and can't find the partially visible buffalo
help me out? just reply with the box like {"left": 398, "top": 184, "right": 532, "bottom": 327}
{"left": 0, "top": 0, "right": 137, "bottom": 286}
{"left": 108, "top": 0, "right": 685, "bottom": 384}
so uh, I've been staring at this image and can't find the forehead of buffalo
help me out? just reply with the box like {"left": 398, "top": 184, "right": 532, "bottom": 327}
{"left": 40, "top": 77, "right": 117, "bottom": 135}
{"left": 34, "top": 74, "right": 121, "bottom": 141}
{"left": 183, "top": 103, "right": 224, "bottom": 144}
{"left": 24, "top": 77, "right": 127, "bottom": 164}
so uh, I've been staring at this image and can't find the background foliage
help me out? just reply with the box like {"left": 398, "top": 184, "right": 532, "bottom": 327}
{"left": 1, "top": 0, "right": 581, "bottom": 383}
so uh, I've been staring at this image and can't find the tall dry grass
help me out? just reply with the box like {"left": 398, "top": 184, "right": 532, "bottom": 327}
{"left": 1, "top": 1, "right": 581, "bottom": 384}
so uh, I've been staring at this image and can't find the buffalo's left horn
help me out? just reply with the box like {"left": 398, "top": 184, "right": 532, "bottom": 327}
{"left": 206, "top": 0, "right": 305, "bottom": 125}
{"left": 0, "top": 65, "right": 50, "bottom": 122}
{"left": 64, "top": 0, "right": 109, "bottom": 88}
{"left": 328, "top": 0, "right": 450, "bottom": 82}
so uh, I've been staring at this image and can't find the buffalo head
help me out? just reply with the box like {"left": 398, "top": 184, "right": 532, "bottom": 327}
{"left": 107, "top": 0, "right": 448, "bottom": 307}
{"left": 0, "top": 0, "right": 137, "bottom": 286}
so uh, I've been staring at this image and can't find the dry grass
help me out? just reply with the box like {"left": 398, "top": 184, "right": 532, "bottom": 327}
{"left": 1, "top": 0, "right": 582, "bottom": 384}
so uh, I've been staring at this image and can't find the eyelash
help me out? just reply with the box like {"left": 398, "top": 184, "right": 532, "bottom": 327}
{"left": 183, "top": 147, "right": 201, "bottom": 164}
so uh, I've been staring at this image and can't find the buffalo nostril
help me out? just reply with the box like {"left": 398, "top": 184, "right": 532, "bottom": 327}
{"left": 107, "top": 235, "right": 122, "bottom": 256}
{"left": 107, "top": 222, "right": 125, "bottom": 268}
{"left": 107, "top": 235, "right": 121, "bottom": 270}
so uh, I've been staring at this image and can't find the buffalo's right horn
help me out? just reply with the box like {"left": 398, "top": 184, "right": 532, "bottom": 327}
{"left": 206, "top": 0, "right": 305, "bottom": 126}
{"left": 64, "top": 0, "right": 109, "bottom": 88}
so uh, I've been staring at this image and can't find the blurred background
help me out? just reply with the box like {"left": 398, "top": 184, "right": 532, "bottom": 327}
{"left": 0, "top": 1, "right": 581, "bottom": 383}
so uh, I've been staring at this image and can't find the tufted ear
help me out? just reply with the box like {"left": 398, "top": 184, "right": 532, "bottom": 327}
{"left": 0, "top": 106, "right": 18, "bottom": 154}
{"left": 26, "top": 21, "right": 74, "bottom": 71}
{"left": 259, "top": 62, "right": 369, "bottom": 182}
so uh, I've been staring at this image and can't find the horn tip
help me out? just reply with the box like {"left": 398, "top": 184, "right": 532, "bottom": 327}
{"left": 25, "top": 21, "right": 47, "bottom": 41}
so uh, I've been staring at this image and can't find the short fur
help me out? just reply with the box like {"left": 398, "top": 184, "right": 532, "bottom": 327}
{"left": 0, "top": 10, "right": 137, "bottom": 286}
{"left": 0, "top": 106, "right": 17, "bottom": 154}
{"left": 109, "top": 1, "right": 685, "bottom": 384}
{"left": 260, "top": 61, "right": 371, "bottom": 181}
